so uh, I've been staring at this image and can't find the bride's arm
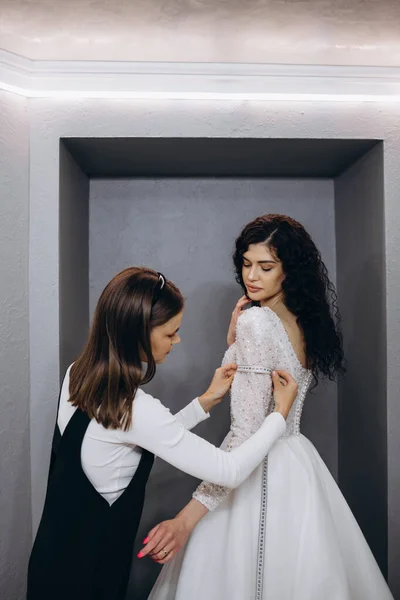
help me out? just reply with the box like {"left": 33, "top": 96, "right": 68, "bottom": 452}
{"left": 192, "top": 368, "right": 273, "bottom": 510}
{"left": 137, "top": 499, "right": 208, "bottom": 563}
{"left": 193, "top": 308, "right": 282, "bottom": 510}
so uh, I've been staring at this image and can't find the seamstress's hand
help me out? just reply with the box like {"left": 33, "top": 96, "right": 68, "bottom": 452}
{"left": 272, "top": 370, "right": 298, "bottom": 420}
{"left": 198, "top": 363, "right": 237, "bottom": 412}
{"left": 227, "top": 296, "right": 252, "bottom": 346}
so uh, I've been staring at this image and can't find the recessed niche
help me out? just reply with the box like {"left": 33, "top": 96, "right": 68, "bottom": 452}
{"left": 59, "top": 136, "right": 386, "bottom": 597}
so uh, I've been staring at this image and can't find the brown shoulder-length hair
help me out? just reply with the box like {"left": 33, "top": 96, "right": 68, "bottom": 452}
{"left": 69, "top": 267, "right": 184, "bottom": 431}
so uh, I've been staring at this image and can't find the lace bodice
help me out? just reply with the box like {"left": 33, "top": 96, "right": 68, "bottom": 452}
{"left": 193, "top": 306, "right": 312, "bottom": 511}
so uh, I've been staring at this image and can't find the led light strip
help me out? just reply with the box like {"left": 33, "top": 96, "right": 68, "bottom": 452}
{"left": 3, "top": 80, "right": 400, "bottom": 102}
{"left": 3, "top": 82, "right": 400, "bottom": 102}
{"left": 2, "top": 50, "right": 400, "bottom": 101}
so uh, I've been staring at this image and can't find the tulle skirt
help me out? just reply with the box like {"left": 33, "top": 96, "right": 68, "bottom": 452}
{"left": 149, "top": 435, "right": 394, "bottom": 600}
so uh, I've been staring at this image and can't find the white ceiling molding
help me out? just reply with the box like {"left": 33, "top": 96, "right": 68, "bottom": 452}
{"left": 2, "top": 48, "right": 400, "bottom": 102}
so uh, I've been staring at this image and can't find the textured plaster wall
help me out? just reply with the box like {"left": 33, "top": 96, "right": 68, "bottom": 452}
{"left": 28, "top": 98, "right": 400, "bottom": 596}
{"left": 89, "top": 176, "right": 338, "bottom": 472}
{"left": 0, "top": 90, "right": 31, "bottom": 600}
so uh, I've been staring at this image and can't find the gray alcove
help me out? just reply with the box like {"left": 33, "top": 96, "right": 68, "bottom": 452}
{"left": 59, "top": 137, "right": 385, "bottom": 599}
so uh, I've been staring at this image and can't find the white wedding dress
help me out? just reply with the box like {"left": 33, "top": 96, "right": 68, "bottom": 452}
{"left": 149, "top": 306, "right": 394, "bottom": 600}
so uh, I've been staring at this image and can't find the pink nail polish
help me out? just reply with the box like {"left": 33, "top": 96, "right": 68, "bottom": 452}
{"left": 137, "top": 551, "right": 144, "bottom": 558}
{"left": 143, "top": 537, "right": 149, "bottom": 544}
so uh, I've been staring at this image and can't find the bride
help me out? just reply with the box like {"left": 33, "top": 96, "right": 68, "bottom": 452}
{"left": 143, "top": 214, "right": 394, "bottom": 600}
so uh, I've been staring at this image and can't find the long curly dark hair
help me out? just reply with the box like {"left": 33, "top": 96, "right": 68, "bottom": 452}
{"left": 233, "top": 214, "right": 345, "bottom": 387}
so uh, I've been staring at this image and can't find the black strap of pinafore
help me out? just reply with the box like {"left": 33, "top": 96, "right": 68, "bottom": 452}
{"left": 47, "top": 382, "right": 63, "bottom": 480}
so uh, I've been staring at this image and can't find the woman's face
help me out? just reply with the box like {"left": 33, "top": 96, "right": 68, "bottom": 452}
{"left": 241, "top": 243, "right": 285, "bottom": 304}
{"left": 150, "top": 310, "right": 183, "bottom": 364}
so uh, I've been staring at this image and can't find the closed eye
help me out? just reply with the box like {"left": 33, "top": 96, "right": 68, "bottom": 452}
{"left": 243, "top": 263, "right": 272, "bottom": 273}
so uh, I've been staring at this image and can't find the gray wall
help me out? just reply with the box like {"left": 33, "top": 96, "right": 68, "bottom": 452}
{"left": 59, "top": 144, "right": 89, "bottom": 378}
{"left": 28, "top": 98, "right": 400, "bottom": 597}
{"left": 335, "top": 144, "right": 387, "bottom": 575}
{"left": 89, "top": 178, "right": 338, "bottom": 598}
{"left": 0, "top": 91, "right": 31, "bottom": 599}
{"left": 89, "top": 177, "right": 338, "bottom": 469}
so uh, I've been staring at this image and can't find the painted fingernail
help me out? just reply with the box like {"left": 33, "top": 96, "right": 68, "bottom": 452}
{"left": 143, "top": 537, "right": 149, "bottom": 544}
{"left": 137, "top": 551, "right": 144, "bottom": 558}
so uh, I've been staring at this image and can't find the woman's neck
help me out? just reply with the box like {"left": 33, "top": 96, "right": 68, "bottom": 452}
{"left": 260, "top": 293, "right": 293, "bottom": 322}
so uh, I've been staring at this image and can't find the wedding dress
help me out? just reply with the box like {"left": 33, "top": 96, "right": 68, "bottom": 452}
{"left": 149, "top": 306, "right": 394, "bottom": 600}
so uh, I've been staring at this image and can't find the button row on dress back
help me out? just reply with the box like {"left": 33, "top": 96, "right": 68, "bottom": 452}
{"left": 256, "top": 457, "right": 269, "bottom": 600}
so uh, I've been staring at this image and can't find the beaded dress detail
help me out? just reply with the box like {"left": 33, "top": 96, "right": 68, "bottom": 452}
{"left": 193, "top": 306, "right": 312, "bottom": 511}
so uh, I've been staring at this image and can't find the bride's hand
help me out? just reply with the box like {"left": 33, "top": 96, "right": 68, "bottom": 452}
{"left": 199, "top": 363, "right": 237, "bottom": 411}
{"left": 138, "top": 518, "right": 191, "bottom": 564}
{"left": 227, "top": 296, "right": 252, "bottom": 346}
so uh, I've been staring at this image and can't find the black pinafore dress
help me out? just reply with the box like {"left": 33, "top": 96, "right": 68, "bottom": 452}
{"left": 27, "top": 407, "right": 154, "bottom": 600}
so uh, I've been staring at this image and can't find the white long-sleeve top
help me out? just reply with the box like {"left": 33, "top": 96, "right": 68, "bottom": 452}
{"left": 57, "top": 364, "right": 286, "bottom": 505}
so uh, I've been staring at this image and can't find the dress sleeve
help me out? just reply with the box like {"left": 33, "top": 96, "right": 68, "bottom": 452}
{"left": 193, "top": 308, "right": 281, "bottom": 510}
{"left": 117, "top": 380, "right": 285, "bottom": 488}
